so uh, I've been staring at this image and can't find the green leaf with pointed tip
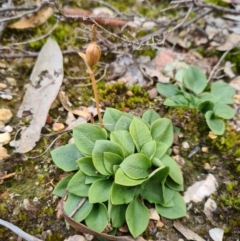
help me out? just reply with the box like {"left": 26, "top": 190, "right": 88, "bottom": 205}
{"left": 102, "top": 108, "right": 124, "bottom": 131}
{"left": 161, "top": 155, "right": 183, "bottom": 186}
{"left": 141, "top": 140, "right": 156, "bottom": 160}
{"left": 85, "top": 176, "right": 101, "bottom": 184}
{"left": 88, "top": 179, "right": 112, "bottom": 203}
{"left": 126, "top": 199, "right": 149, "bottom": 238}
{"left": 142, "top": 109, "right": 161, "bottom": 125}
{"left": 73, "top": 124, "right": 107, "bottom": 156}
{"left": 183, "top": 66, "right": 207, "bottom": 95}
{"left": 110, "top": 205, "right": 127, "bottom": 228}
{"left": 154, "top": 142, "right": 169, "bottom": 160}
{"left": 141, "top": 181, "right": 162, "bottom": 203}
{"left": 115, "top": 168, "right": 146, "bottom": 186}
{"left": 148, "top": 166, "right": 169, "bottom": 182}
{"left": 110, "top": 130, "right": 135, "bottom": 157}
{"left": 120, "top": 153, "right": 151, "bottom": 180}
{"left": 214, "top": 103, "right": 235, "bottom": 120}
{"left": 152, "top": 157, "right": 164, "bottom": 167}
{"left": 161, "top": 184, "right": 176, "bottom": 204}
{"left": 111, "top": 183, "right": 135, "bottom": 204}
{"left": 51, "top": 144, "right": 82, "bottom": 171}
{"left": 103, "top": 152, "right": 123, "bottom": 174}
{"left": 205, "top": 111, "right": 225, "bottom": 135}
{"left": 67, "top": 170, "right": 90, "bottom": 197}
{"left": 114, "top": 115, "right": 133, "bottom": 131}
{"left": 211, "top": 81, "right": 235, "bottom": 104}
{"left": 77, "top": 157, "right": 99, "bottom": 177}
{"left": 129, "top": 118, "right": 152, "bottom": 152}
{"left": 157, "top": 83, "right": 179, "bottom": 98}
{"left": 155, "top": 192, "right": 186, "bottom": 219}
{"left": 165, "top": 176, "right": 184, "bottom": 191}
{"left": 85, "top": 203, "right": 108, "bottom": 232}
{"left": 92, "top": 140, "right": 124, "bottom": 175}
{"left": 151, "top": 118, "right": 173, "bottom": 147}
{"left": 164, "top": 95, "right": 189, "bottom": 107}
{"left": 198, "top": 101, "right": 214, "bottom": 114}
{"left": 64, "top": 193, "right": 93, "bottom": 222}
{"left": 53, "top": 174, "right": 74, "bottom": 197}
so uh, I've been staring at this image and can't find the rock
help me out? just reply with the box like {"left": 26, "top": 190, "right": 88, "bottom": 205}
{"left": 149, "top": 208, "right": 160, "bottom": 220}
{"left": 182, "top": 141, "right": 190, "bottom": 149}
{"left": 204, "top": 163, "right": 211, "bottom": 171}
{"left": 0, "top": 146, "right": 9, "bottom": 160}
{"left": 202, "top": 146, "right": 209, "bottom": 153}
{"left": 148, "top": 87, "right": 158, "bottom": 100}
{"left": 6, "top": 77, "right": 17, "bottom": 86}
{"left": 53, "top": 123, "right": 65, "bottom": 131}
{"left": 0, "top": 108, "right": 13, "bottom": 124}
{"left": 0, "top": 132, "right": 11, "bottom": 145}
{"left": 209, "top": 228, "right": 224, "bottom": 241}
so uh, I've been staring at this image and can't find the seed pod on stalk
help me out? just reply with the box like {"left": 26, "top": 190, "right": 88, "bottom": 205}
{"left": 86, "top": 25, "right": 101, "bottom": 68}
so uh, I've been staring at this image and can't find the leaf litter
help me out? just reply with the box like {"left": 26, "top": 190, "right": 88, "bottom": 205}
{"left": 15, "top": 38, "right": 63, "bottom": 153}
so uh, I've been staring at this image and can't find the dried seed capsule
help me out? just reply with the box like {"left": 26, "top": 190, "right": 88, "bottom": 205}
{"left": 86, "top": 42, "right": 101, "bottom": 68}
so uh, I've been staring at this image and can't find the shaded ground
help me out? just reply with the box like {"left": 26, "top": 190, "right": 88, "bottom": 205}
{"left": 0, "top": 0, "right": 240, "bottom": 240}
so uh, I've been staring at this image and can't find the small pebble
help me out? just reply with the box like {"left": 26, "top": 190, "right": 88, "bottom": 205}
{"left": 202, "top": 146, "right": 209, "bottom": 153}
{"left": 126, "top": 90, "right": 133, "bottom": 96}
{"left": 172, "top": 145, "right": 180, "bottom": 155}
{"left": 0, "top": 83, "right": 7, "bottom": 90}
{"left": 3, "top": 125, "right": 13, "bottom": 133}
{"left": 148, "top": 87, "right": 158, "bottom": 100}
{"left": 6, "top": 77, "right": 16, "bottom": 86}
{"left": 204, "top": 163, "right": 211, "bottom": 171}
{"left": 0, "top": 63, "right": 7, "bottom": 68}
{"left": 0, "top": 94, "right": 13, "bottom": 100}
{"left": 0, "top": 108, "right": 13, "bottom": 124}
{"left": 53, "top": 123, "right": 65, "bottom": 131}
{"left": 0, "top": 132, "right": 11, "bottom": 145}
{"left": 182, "top": 141, "right": 190, "bottom": 149}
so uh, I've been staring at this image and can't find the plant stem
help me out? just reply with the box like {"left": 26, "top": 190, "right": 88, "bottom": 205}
{"left": 88, "top": 67, "right": 103, "bottom": 127}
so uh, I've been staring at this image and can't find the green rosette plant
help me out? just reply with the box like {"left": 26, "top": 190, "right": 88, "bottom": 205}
{"left": 157, "top": 65, "right": 236, "bottom": 135}
{"left": 51, "top": 108, "right": 186, "bottom": 238}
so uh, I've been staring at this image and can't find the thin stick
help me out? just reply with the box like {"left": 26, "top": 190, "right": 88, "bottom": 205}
{"left": 88, "top": 67, "right": 103, "bottom": 127}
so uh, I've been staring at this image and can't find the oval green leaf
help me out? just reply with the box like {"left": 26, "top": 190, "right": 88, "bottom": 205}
{"left": 73, "top": 123, "right": 107, "bottom": 156}
{"left": 51, "top": 143, "right": 82, "bottom": 171}
{"left": 160, "top": 155, "right": 183, "bottom": 186}
{"left": 142, "top": 109, "right": 161, "bottom": 125}
{"left": 67, "top": 170, "right": 90, "bottom": 197}
{"left": 183, "top": 66, "right": 207, "bottom": 95}
{"left": 151, "top": 118, "right": 173, "bottom": 147}
{"left": 92, "top": 140, "right": 124, "bottom": 175}
{"left": 53, "top": 174, "right": 74, "bottom": 197}
{"left": 85, "top": 203, "right": 108, "bottom": 232}
{"left": 110, "top": 130, "right": 135, "bottom": 157}
{"left": 103, "top": 152, "right": 123, "bottom": 174}
{"left": 155, "top": 192, "right": 186, "bottom": 219}
{"left": 120, "top": 153, "right": 151, "bottom": 180}
{"left": 88, "top": 179, "right": 112, "bottom": 203}
{"left": 111, "top": 183, "right": 135, "bottom": 204}
{"left": 205, "top": 111, "right": 225, "bottom": 135}
{"left": 111, "top": 205, "right": 127, "bottom": 228}
{"left": 64, "top": 193, "right": 93, "bottom": 222}
{"left": 126, "top": 199, "right": 149, "bottom": 238}
{"left": 115, "top": 168, "right": 146, "bottom": 186}
{"left": 129, "top": 117, "right": 152, "bottom": 152}
{"left": 77, "top": 157, "right": 99, "bottom": 176}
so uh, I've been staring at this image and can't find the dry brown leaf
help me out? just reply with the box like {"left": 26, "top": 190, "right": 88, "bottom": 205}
{"left": 173, "top": 221, "right": 206, "bottom": 241}
{"left": 217, "top": 33, "right": 240, "bottom": 51}
{"left": 63, "top": 7, "right": 129, "bottom": 27}
{"left": 58, "top": 91, "right": 91, "bottom": 120}
{"left": 8, "top": 5, "right": 54, "bottom": 29}
{"left": 16, "top": 38, "right": 63, "bottom": 153}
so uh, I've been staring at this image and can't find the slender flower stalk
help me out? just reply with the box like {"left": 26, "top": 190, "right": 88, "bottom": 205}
{"left": 78, "top": 25, "right": 103, "bottom": 127}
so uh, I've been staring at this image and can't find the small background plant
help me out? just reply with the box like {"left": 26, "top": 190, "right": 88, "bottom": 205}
{"left": 51, "top": 108, "right": 186, "bottom": 238}
{"left": 157, "top": 66, "right": 236, "bottom": 135}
